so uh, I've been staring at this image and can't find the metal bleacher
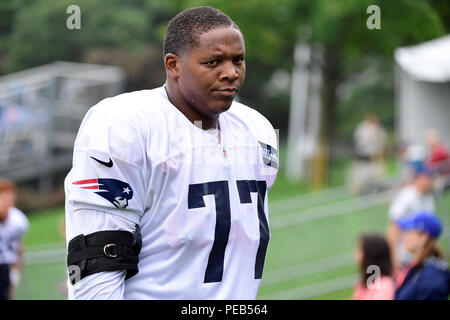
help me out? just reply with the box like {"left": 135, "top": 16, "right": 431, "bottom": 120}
{"left": 0, "top": 61, "right": 125, "bottom": 193}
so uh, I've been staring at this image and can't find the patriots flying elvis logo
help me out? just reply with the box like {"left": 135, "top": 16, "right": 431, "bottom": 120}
{"left": 73, "top": 178, "right": 133, "bottom": 209}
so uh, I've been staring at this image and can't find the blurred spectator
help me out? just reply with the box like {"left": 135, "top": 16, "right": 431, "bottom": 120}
{"left": 396, "top": 143, "right": 428, "bottom": 188}
{"left": 0, "top": 178, "right": 29, "bottom": 300}
{"left": 352, "top": 233, "right": 395, "bottom": 300}
{"left": 349, "top": 114, "right": 387, "bottom": 194}
{"left": 404, "top": 144, "right": 427, "bottom": 168}
{"left": 386, "top": 164, "right": 436, "bottom": 271}
{"left": 426, "top": 129, "right": 449, "bottom": 170}
{"left": 0, "top": 197, "right": 8, "bottom": 300}
{"left": 394, "top": 213, "right": 450, "bottom": 300}
{"left": 426, "top": 129, "right": 450, "bottom": 194}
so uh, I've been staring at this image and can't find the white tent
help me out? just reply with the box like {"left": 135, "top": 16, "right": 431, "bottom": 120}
{"left": 395, "top": 35, "right": 450, "bottom": 150}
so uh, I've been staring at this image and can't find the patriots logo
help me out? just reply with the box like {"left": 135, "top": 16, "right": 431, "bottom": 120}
{"left": 73, "top": 179, "right": 134, "bottom": 209}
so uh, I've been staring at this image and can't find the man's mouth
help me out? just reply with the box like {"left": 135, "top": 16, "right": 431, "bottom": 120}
{"left": 212, "top": 87, "right": 238, "bottom": 97}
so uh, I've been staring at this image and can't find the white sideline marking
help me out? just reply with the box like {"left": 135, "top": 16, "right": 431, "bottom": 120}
{"left": 258, "top": 274, "right": 358, "bottom": 300}
{"left": 269, "top": 185, "right": 350, "bottom": 215}
{"left": 261, "top": 252, "right": 354, "bottom": 287}
{"left": 24, "top": 247, "right": 66, "bottom": 265}
{"left": 270, "top": 189, "right": 395, "bottom": 230}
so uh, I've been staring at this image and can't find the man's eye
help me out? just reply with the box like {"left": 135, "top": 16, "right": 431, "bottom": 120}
{"left": 234, "top": 57, "right": 245, "bottom": 64}
{"left": 204, "top": 60, "right": 218, "bottom": 66}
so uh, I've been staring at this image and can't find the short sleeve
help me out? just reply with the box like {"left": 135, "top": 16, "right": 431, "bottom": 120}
{"left": 254, "top": 111, "right": 279, "bottom": 191}
{"left": 4, "top": 208, "right": 29, "bottom": 240}
{"left": 388, "top": 190, "right": 410, "bottom": 221}
{"left": 13, "top": 208, "right": 29, "bottom": 238}
{"left": 65, "top": 101, "right": 148, "bottom": 225}
{"left": 263, "top": 125, "right": 279, "bottom": 191}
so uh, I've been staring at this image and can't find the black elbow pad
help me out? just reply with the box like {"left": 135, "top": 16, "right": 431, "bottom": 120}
{"left": 67, "top": 225, "right": 142, "bottom": 285}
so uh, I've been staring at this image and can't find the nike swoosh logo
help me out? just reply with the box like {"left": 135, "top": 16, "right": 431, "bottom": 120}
{"left": 90, "top": 156, "right": 113, "bottom": 168}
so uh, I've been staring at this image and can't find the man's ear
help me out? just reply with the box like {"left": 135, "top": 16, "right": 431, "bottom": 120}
{"left": 165, "top": 53, "right": 181, "bottom": 80}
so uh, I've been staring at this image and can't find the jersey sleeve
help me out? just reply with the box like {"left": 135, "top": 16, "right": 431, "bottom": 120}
{"left": 65, "top": 100, "right": 149, "bottom": 225}
{"left": 9, "top": 208, "right": 29, "bottom": 239}
{"left": 388, "top": 191, "right": 410, "bottom": 221}
{"left": 256, "top": 113, "right": 279, "bottom": 191}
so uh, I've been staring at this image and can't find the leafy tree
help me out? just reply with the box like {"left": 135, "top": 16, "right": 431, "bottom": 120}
{"left": 5, "top": 0, "right": 150, "bottom": 72}
{"left": 307, "top": 0, "right": 445, "bottom": 140}
{"left": 150, "top": 0, "right": 446, "bottom": 141}
{"left": 1, "top": 0, "right": 448, "bottom": 143}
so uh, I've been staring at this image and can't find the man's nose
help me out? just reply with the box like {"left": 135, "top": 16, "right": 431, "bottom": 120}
{"left": 220, "top": 61, "right": 239, "bottom": 81}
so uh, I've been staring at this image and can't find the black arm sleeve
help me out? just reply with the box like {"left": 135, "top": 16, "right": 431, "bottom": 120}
{"left": 67, "top": 225, "right": 142, "bottom": 285}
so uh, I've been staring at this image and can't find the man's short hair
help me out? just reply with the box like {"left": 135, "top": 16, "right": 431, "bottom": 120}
{"left": 0, "top": 178, "right": 16, "bottom": 193}
{"left": 163, "top": 6, "right": 240, "bottom": 57}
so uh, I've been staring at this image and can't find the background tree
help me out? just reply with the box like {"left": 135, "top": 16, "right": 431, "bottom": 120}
{"left": 0, "top": 0, "right": 448, "bottom": 144}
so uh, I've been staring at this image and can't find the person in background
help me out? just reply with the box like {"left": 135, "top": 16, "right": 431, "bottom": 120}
{"left": 0, "top": 178, "right": 29, "bottom": 300}
{"left": 352, "top": 233, "right": 395, "bottom": 300}
{"left": 349, "top": 114, "right": 387, "bottom": 194}
{"left": 425, "top": 129, "right": 450, "bottom": 194}
{"left": 395, "top": 212, "right": 450, "bottom": 300}
{"left": 426, "top": 129, "right": 449, "bottom": 170}
{"left": 0, "top": 196, "right": 8, "bottom": 300}
{"left": 386, "top": 164, "right": 436, "bottom": 271}
{"left": 395, "top": 142, "right": 427, "bottom": 188}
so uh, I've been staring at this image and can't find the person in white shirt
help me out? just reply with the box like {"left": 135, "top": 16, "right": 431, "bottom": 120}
{"left": 353, "top": 114, "right": 387, "bottom": 160}
{"left": 349, "top": 114, "right": 387, "bottom": 194}
{"left": 386, "top": 164, "right": 435, "bottom": 271}
{"left": 0, "top": 178, "right": 29, "bottom": 300}
{"left": 65, "top": 6, "right": 278, "bottom": 300}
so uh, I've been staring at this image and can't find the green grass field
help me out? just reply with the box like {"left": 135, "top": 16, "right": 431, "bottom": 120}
{"left": 15, "top": 153, "right": 450, "bottom": 300}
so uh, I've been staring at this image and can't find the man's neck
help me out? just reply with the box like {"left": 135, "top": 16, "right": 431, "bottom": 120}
{"left": 164, "top": 82, "right": 219, "bottom": 130}
{"left": 413, "top": 183, "right": 427, "bottom": 195}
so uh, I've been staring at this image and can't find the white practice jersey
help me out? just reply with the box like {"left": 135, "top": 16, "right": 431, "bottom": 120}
{"left": 65, "top": 86, "right": 279, "bottom": 299}
{"left": 388, "top": 186, "right": 435, "bottom": 221}
{"left": 0, "top": 207, "right": 29, "bottom": 265}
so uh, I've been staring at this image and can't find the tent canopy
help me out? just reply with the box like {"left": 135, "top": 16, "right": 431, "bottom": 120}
{"left": 395, "top": 35, "right": 450, "bottom": 83}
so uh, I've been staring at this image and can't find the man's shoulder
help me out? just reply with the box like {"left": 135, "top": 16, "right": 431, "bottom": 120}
{"left": 91, "top": 87, "right": 167, "bottom": 116}
{"left": 226, "top": 101, "right": 276, "bottom": 137}
{"left": 9, "top": 207, "right": 26, "bottom": 218}
{"left": 81, "top": 86, "right": 171, "bottom": 135}
{"left": 226, "top": 101, "right": 278, "bottom": 152}
{"left": 396, "top": 186, "right": 434, "bottom": 205}
{"left": 389, "top": 186, "right": 416, "bottom": 220}
{"left": 75, "top": 87, "right": 170, "bottom": 150}
{"left": 395, "top": 186, "right": 417, "bottom": 200}
{"left": 5, "top": 207, "right": 28, "bottom": 230}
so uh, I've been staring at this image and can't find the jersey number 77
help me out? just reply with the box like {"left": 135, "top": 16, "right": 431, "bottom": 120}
{"left": 188, "top": 180, "right": 269, "bottom": 283}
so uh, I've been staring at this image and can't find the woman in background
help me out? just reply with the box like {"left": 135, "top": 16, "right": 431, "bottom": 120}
{"left": 395, "top": 212, "right": 450, "bottom": 300}
{"left": 352, "top": 233, "right": 395, "bottom": 300}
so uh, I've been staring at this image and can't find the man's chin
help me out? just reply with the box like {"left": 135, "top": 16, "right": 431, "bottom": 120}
{"left": 211, "top": 98, "right": 234, "bottom": 114}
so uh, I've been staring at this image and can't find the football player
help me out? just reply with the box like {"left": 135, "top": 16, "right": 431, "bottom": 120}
{"left": 65, "top": 6, "right": 278, "bottom": 299}
{"left": 0, "top": 178, "right": 29, "bottom": 300}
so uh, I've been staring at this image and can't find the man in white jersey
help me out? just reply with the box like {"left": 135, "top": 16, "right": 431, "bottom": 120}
{"left": 65, "top": 6, "right": 278, "bottom": 300}
{"left": 0, "top": 179, "right": 29, "bottom": 300}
